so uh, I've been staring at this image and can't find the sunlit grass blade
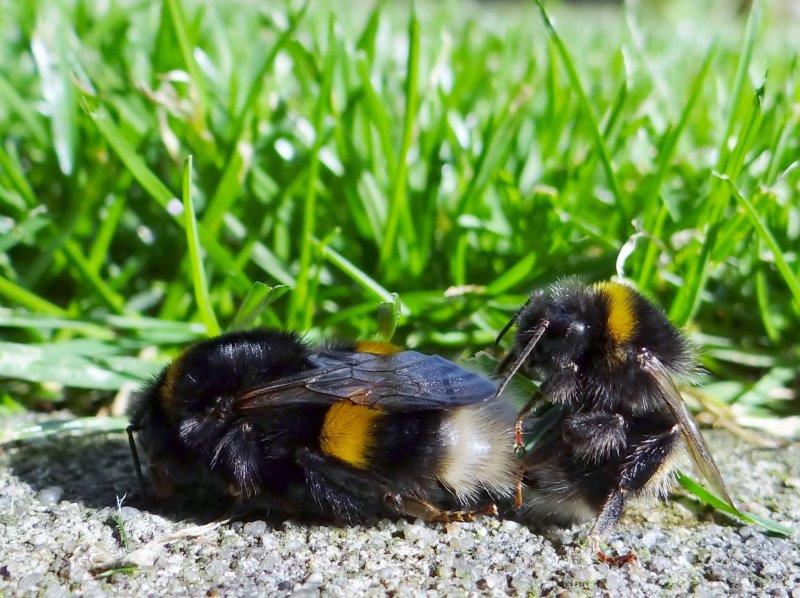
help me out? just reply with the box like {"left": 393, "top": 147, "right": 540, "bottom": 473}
{"left": 86, "top": 105, "right": 251, "bottom": 293}
{"left": 0, "top": 341, "right": 140, "bottom": 390}
{"left": 721, "top": 177, "right": 800, "bottom": 310}
{"left": 0, "top": 275, "right": 67, "bottom": 316}
{"left": 376, "top": 293, "right": 402, "bottom": 342}
{"left": 378, "top": 6, "right": 420, "bottom": 267}
{"left": 716, "top": 0, "right": 761, "bottom": 172}
{"left": 287, "top": 16, "right": 336, "bottom": 330}
{"left": 0, "top": 72, "right": 48, "bottom": 144}
{"left": 4, "top": 416, "right": 129, "bottom": 444}
{"left": 312, "top": 239, "right": 408, "bottom": 314}
{"left": 204, "top": 2, "right": 309, "bottom": 232}
{"left": 164, "top": 0, "right": 208, "bottom": 128}
{"left": 638, "top": 41, "right": 717, "bottom": 290}
{"left": 677, "top": 472, "right": 793, "bottom": 537}
{"left": 229, "top": 282, "right": 288, "bottom": 331}
{"left": 534, "top": 0, "right": 627, "bottom": 225}
{"left": 182, "top": 155, "right": 220, "bottom": 337}
{"left": 31, "top": 7, "right": 76, "bottom": 175}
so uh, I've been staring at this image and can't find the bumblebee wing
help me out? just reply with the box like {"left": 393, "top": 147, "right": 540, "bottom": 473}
{"left": 234, "top": 350, "right": 496, "bottom": 412}
{"left": 643, "top": 354, "right": 735, "bottom": 508}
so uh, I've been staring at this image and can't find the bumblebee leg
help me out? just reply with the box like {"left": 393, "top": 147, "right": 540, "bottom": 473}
{"left": 514, "top": 478, "right": 524, "bottom": 509}
{"left": 588, "top": 490, "right": 635, "bottom": 565}
{"left": 588, "top": 429, "right": 680, "bottom": 565}
{"left": 393, "top": 497, "right": 498, "bottom": 523}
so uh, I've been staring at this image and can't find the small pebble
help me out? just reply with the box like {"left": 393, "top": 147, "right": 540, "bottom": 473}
{"left": 574, "top": 566, "right": 599, "bottom": 583}
{"left": 36, "top": 486, "right": 63, "bottom": 505}
{"left": 243, "top": 520, "right": 267, "bottom": 536}
{"left": 605, "top": 571, "right": 625, "bottom": 593}
{"left": 305, "top": 572, "right": 323, "bottom": 584}
{"left": 640, "top": 530, "right": 663, "bottom": 548}
{"left": 501, "top": 519, "right": 521, "bottom": 532}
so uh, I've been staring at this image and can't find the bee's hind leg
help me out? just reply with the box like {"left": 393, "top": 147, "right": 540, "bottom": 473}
{"left": 589, "top": 427, "right": 680, "bottom": 565}
{"left": 389, "top": 495, "right": 498, "bottom": 523}
{"left": 588, "top": 489, "right": 636, "bottom": 565}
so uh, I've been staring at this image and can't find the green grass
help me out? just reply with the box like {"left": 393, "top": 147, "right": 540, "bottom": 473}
{"left": 1, "top": 2, "right": 799, "bottom": 429}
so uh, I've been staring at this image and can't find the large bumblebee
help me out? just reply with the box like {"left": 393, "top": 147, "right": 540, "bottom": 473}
{"left": 128, "top": 329, "right": 518, "bottom": 521}
{"left": 493, "top": 278, "right": 734, "bottom": 546}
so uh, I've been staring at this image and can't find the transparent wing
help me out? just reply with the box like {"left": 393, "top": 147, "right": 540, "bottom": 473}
{"left": 234, "top": 350, "right": 497, "bottom": 412}
{"left": 642, "top": 353, "right": 735, "bottom": 508}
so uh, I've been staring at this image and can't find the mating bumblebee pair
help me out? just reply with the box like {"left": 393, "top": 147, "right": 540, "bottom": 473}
{"left": 128, "top": 279, "right": 734, "bottom": 544}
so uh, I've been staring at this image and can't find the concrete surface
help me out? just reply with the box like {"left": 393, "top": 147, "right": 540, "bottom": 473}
{"left": 0, "top": 417, "right": 798, "bottom": 597}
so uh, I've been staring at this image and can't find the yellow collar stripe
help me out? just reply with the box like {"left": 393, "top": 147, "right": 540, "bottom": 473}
{"left": 595, "top": 281, "right": 636, "bottom": 344}
{"left": 320, "top": 402, "right": 383, "bottom": 469}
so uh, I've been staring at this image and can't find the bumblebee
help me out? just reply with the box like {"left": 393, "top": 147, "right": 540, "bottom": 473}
{"left": 128, "top": 329, "right": 519, "bottom": 522}
{"left": 493, "top": 279, "right": 734, "bottom": 548}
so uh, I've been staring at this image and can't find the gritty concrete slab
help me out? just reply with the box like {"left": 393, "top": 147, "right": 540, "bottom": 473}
{"left": 0, "top": 417, "right": 798, "bottom": 597}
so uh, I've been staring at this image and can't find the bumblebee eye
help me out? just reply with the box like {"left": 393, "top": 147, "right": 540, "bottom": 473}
{"left": 570, "top": 321, "right": 587, "bottom": 336}
{"left": 208, "top": 396, "right": 231, "bottom": 420}
{"left": 548, "top": 316, "right": 571, "bottom": 336}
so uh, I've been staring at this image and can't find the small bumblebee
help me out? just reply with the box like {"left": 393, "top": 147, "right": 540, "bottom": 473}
{"left": 493, "top": 278, "right": 734, "bottom": 549}
{"left": 128, "top": 329, "right": 519, "bottom": 522}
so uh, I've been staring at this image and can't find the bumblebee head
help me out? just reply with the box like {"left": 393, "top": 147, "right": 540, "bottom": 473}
{"left": 514, "top": 282, "right": 608, "bottom": 371}
{"left": 511, "top": 279, "right": 689, "bottom": 381}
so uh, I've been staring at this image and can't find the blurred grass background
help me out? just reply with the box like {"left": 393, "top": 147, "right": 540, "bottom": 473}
{"left": 0, "top": 0, "right": 798, "bottom": 440}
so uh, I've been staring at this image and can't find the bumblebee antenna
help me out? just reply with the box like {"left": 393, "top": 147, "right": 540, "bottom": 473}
{"left": 126, "top": 424, "right": 147, "bottom": 497}
{"left": 494, "top": 295, "right": 534, "bottom": 347}
{"left": 492, "top": 320, "right": 549, "bottom": 400}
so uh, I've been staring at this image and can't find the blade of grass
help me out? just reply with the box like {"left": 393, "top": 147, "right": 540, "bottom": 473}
{"left": 376, "top": 293, "right": 402, "bottom": 342}
{"left": 485, "top": 253, "right": 538, "bottom": 295}
{"left": 0, "top": 275, "right": 67, "bottom": 316}
{"left": 88, "top": 195, "right": 127, "bottom": 272}
{"left": 5, "top": 416, "right": 129, "bottom": 444}
{"left": 534, "top": 0, "right": 628, "bottom": 225}
{"left": 62, "top": 239, "right": 126, "bottom": 313}
{"left": 203, "top": 1, "right": 310, "bottom": 232}
{"left": 164, "top": 0, "right": 208, "bottom": 128}
{"left": 0, "top": 73, "right": 48, "bottom": 144}
{"left": 182, "top": 155, "right": 220, "bottom": 336}
{"left": 287, "top": 16, "right": 336, "bottom": 330}
{"left": 721, "top": 177, "right": 800, "bottom": 310}
{"left": 86, "top": 105, "right": 251, "bottom": 293}
{"left": 677, "top": 472, "right": 793, "bottom": 537}
{"left": 0, "top": 143, "right": 38, "bottom": 208}
{"left": 669, "top": 1, "right": 761, "bottom": 324}
{"left": 755, "top": 263, "right": 780, "bottom": 343}
{"left": 0, "top": 341, "right": 139, "bottom": 390}
{"left": 378, "top": 6, "right": 420, "bottom": 266}
{"left": 311, "top": 238, "right": 408, "bottom": 314}
{"left": 716, "top": 0, "right": 761, "bottom": 173}
{"left": 228, "top": 282, "right": 288, "bottom": 331}
{"left": 638, "top": 41, "right": 717, "bottom": 290}
{"left": 31, "top": 6, "right": 76, "bottom": 175}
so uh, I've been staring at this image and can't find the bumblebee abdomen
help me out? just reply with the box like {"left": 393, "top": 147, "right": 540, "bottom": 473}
{"left": 316, "top": 401, "right": 517, "bottom": 504}
{"left": 435, "top": 406, "right": 518, "bottom": 501}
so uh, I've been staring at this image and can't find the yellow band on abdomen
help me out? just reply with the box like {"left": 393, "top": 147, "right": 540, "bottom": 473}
{"left": 320, "top": 402, "right": 383, "bottom": 469}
